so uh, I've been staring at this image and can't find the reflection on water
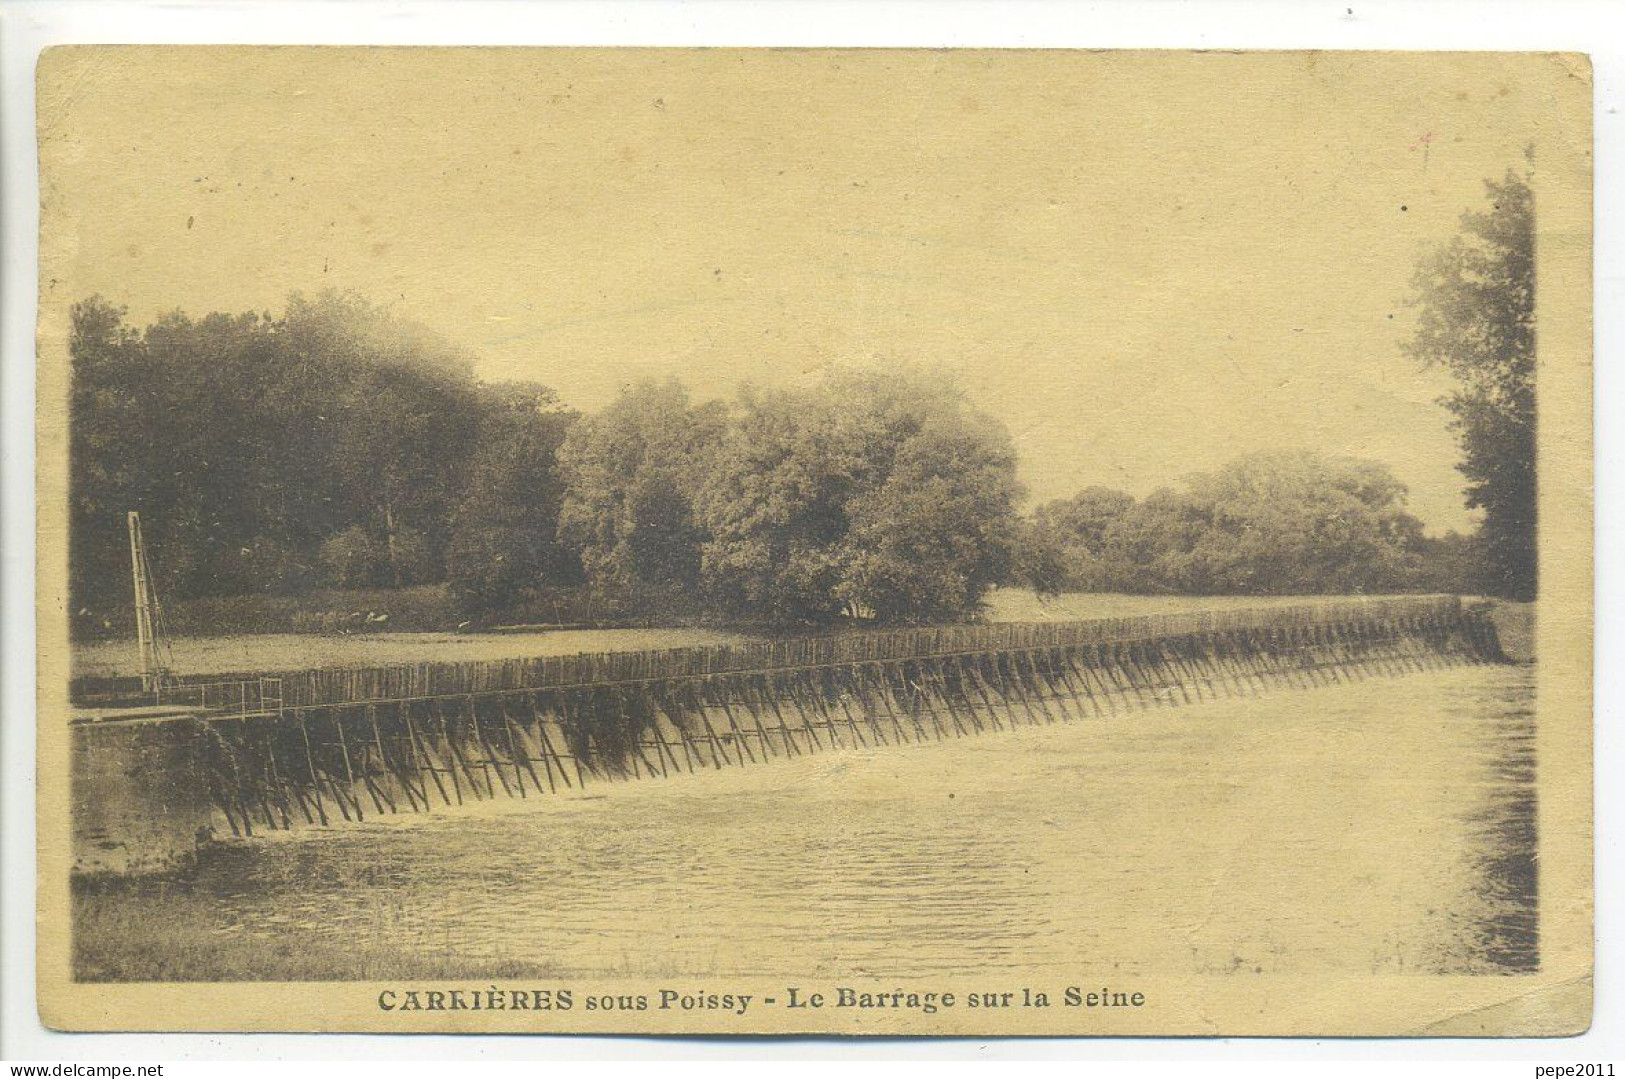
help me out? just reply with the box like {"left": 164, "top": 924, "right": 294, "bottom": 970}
{"left": 1446, "top": 672, "right": 1538, "bottom": 973}
{"left": 77, "top": 665, "right": 1536, "bottom": 981}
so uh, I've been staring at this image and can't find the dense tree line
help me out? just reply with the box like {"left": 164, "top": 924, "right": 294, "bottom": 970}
{"left": 72, "top": 283, "right": 1502, "bottom": 634}
{"left": 70, "top": 296, "right": 1023, "bottom": 627}
{"left": 69, "top": 291, "right": 578, "bottom": 613}
{"left": 1023, "top": 452, "right": 1470, "bottom": 597}
{"left": 554, "top": 370, "right": 1023, "bottom": 624}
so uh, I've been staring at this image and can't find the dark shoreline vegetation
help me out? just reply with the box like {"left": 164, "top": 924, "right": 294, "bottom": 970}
{"left": 69, "top": 173, "right": 1535, "bottom": 641}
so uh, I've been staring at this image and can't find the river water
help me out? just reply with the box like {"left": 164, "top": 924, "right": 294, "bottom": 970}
{"left": 75, "top": 663, "right": 1536, "bottom": 982}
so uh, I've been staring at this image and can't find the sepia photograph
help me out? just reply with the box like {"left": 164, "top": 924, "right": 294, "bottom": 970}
{"left": 31, "top": 46, "right": 1593, "bottom": 1035}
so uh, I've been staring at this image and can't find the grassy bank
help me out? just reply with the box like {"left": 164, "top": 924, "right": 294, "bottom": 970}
{"left": 72, "top": 625, "right": 756, "bottom": 682}
{"left": 979, "top": 588, "right": 1433, "bottom": 622}
{"left": 75, "top": 583, "right": 678, "bottom": 641}
{"left": 83, "top": 584, "right": 1448, "bottom": 641}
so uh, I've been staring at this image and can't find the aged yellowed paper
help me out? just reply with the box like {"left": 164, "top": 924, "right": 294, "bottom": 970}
{"left": 36, "top": 47, "right": 1592, "bottom": 1034}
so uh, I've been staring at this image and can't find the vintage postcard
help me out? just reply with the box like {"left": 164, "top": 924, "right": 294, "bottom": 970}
{"left": 34, "top": 47, "right": 1592, "bottom": 1035}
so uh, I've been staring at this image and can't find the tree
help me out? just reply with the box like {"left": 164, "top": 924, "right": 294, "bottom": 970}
{"left": 837, "top": 401, "right": 1022, "bottom": 622}
{"left": 1101, "top": 487, "right": 1208, "bottom": 593}
{"left": 319, "top": 526, "right": 385, "bottom": 588}
{"left": 1009, "top": 518, "right": 1072, "bottom": 597}
{"left": 68, "top": 290, "right": 499, "bottom": 610}
{"left": 699, "top": 370, "right": 1023, "bottom": 625}
{"left": 556, "top": 379, "right": 726, "bottom": 608}
{"left": 1406, "top": 170, "right": 1536, "bottom": 600}
{"left": 1032, "top": 486, "right": 1139, "bottom": 591}
{"left": 70, "top": 299, "right": 282, "bottom": 607}
{"left": 446, "top": 384, "right": 580, "bottom": 615}
{"left": 696, "top": 383, "right": 859, "bottom": 623}
{"left": 69, "top": 297, "right": 153, "bottom": 609}
{"left": 285, "top": 291, "right": 483, "bottom": 587}
{"left": 1026, "top": 453, "right": 1432, "bottom": 595}
{"left": 1170, "top": 451, "right": 1426, "bottom": 594}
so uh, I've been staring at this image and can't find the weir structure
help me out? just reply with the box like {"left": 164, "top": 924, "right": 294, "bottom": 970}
{"left": 70, "top": 595, "right": 1506, "bottom": 874}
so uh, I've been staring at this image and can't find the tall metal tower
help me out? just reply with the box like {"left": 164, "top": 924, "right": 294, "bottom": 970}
{"left": 126, "top": 511, "right": 167, "bottom": 695}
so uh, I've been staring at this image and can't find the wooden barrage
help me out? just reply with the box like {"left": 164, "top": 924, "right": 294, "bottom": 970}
{"left": 161, "top": 596, "right": 1506, "bottom": 838}
{"left": 150, "top": 594, "right": 1470, "bottom": 710}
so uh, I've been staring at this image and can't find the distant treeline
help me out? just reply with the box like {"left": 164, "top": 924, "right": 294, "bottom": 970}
{"left": 1020, "top": 465, "right": 1480, "bottom": 598}
{"left": 71, "top": 291, "right": 1487, "bottom": 632}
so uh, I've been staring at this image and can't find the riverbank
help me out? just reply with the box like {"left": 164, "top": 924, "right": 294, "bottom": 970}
{"left": 1486, "top": 601, "right": 1535, "bottom": 663}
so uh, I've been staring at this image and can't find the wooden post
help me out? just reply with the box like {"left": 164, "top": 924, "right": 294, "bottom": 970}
{"left": 499, "top": 697, "right": 544, "bottom": 796}
{"left": 956, "top": 655, "right": 1001, "bottom": 730}
{"left": 840, "top": 667, "right": 887, "bottom": 746}
{"left": 790, "top": 671, "right": 842, "bottom": 750}
{"left": 734, "top": 677, "right": 784, "bottom": 759}
{"left": 670, "top": 687, "right": 717, "bottom": 770}
{"left": 331, "top": 708, "right": 369, "bottom": 820}
{"left": 557, "top": 692, "right": 592, "bottom": 787}
{"left": 1310, "top": 625, "right": 1343, "bottom": 685}
{"left": 463, "top": 695, "right": 512, "bottom": 794}
{"left": 424, "top": 699, "right": 463, "bottom": 805}
{"left": 639, "top": 686, "right": 685, "bottom": 775}
{"left": 925, "top": 659, "right": 974, "bottom": 737}
{"left": 1152, "top": 641, "right": 1196, "bottom": 705}
{"left": 691, "top": 683, "right": 735, "bottom": 767}
{"left": 767, "top": 673, "right": 820, "bottom": 752}
{"left": 1036, "top": 651, "right": 1083, "bottom": 723}
{"left": 1069, "top": 648, "right": 1120, "bottom": 715}
{"left": 532, "top": 694, "right": 576, "bottom": 789}
{"left": 406, "top": 703, "right": 455, "bottom": 807}
{"left": 126, "top": 511, "right": 163, "bottom": 696}
{"left": 813, "top": 669, "right": 865, "bottom": 748}
{"left": 262, "top": 728, "right": 305, "bottom": 827}
{"left": 210, "top": 721, "right": 259, "bottom": 837}
{"left": 614, "top": 687, "right": 666, "bottom": 778}
{"left": 758, "top": 674, "right": 814, "bottom": 753}
{"left": 710, "top": 681, "right": 759, "bottom": 764}
{"left": 883, "top": 664, "right": 930, "bottom": 742}
{"left": 295, "top": 710, "right": 334, "bottom": 825}
{"left": 522, "top": 694, "right": 560, "bottom": 792}
{"left": 1236, "top": 632, "right": 1271, "bottom": 695}
{"left": 1114, "top": 644, "right": 1154, "bottom": 709}
{"left": 1049, "top": 648, "right": 1099, "bottom": 718}
{"left": 363, "top": 704, "right": 403, "bottom": 813}
{"left": 650, "top": 690, "right": 701, "bottom": 773}
{"left": 1184, "top": 637, "right": 1228, "bottom": 699}
{"left": 829, "top": 673, "right": 870, "bottom": 748}
{"left": 1014, "top": 651, "right": 1061, "bottom": 724}
{"left": 995, "top": 652, "right": 1042, "bottom": 725}
{"left": 977, "top": 653, "right": 1020, "bottom": 727}
{"left": 855, "top": 665, "right": 909, "bottom": 743}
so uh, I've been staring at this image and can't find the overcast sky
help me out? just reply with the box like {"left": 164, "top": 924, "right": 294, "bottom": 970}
{"left": 39, "top": 48, "right": 1580, "bottom": 533}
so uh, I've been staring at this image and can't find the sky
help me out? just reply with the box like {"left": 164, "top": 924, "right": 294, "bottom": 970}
{"left": 37, "top": 48, "right": 1586, "bottom": 533}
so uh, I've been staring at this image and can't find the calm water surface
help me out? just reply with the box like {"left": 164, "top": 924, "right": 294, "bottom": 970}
{"left": 79, "top": 664, "right": 1536, "bottom": 981}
